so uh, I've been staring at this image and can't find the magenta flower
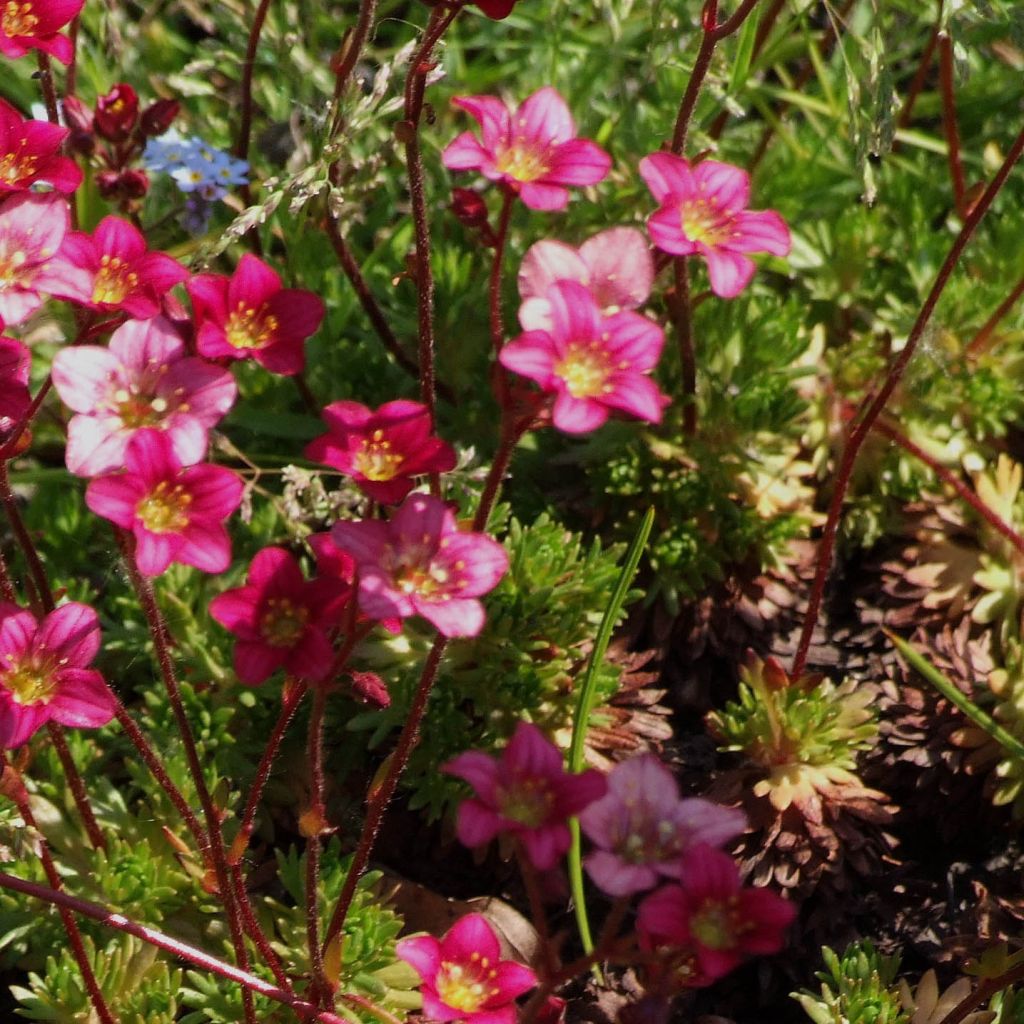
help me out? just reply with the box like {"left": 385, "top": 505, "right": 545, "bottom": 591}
{"left": 0, "top": 98, "right": 82, "bottom": 194}
{"left": 86, "top": 429, "right": 243, "bottom": 577}
{"left": 0, "top": 0, "right": 84, "bottom": 64}
{"left": 209, "top": 547, "right": 350, "bottom": 685}
{"left": 499, "top": 279, "right": 668, "bottom": 434}
{"left": 51, "top": 316, "right": 237, "bottom": 477}
{"left": 305, "top": 399, "right": 457, "bottom": 505}
{"left": 187, "top": 254, "right": 325, "bottom": 376}
{"left": 579, "top": 755, "right": 746, "bottom": 896}
{"left": 639, "top": 152, "right": 791, "bottom": 299}
{"left": 331, "top": 494, "right": 508, "bottom": 638}
{"left": 442, "top": 87, "right": 611, "bottom": 212}
{"left": 0, "top": 192, "right": 89, "bottom": 326}
{"left": 57, "top": 216, "right": 188, "bottom": 318}
{"left": 0, "top": 602, "right": 115, "bottom": 748}
{"left": 443, "top": 721, "right": 606, "bottom": 869}
{"left": 637, "top": 845, "right": 796, "bottom": 985}
{"left": 397, "top": 913, "right": 536, "bottom": 1024}
{"left": 0, "top": 336, "right": 29, "bottom": 430}
{"left": 517, "top": 227, "right": 654, "bottom": 332}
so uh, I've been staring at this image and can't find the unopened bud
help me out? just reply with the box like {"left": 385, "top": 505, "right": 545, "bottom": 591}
{"left": 450, "top": 187, "right": 489, "bottom": 228}
{"left": 139, "top": 98, "right": 180, "bottom": 138}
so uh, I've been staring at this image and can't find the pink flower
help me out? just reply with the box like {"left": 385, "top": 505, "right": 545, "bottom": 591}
{"left": 443, "top": 721, "right": 606, "bottom": 870}
{"left": 187, "top": 254, "right": 325, "bottom": 376}
{"left": 443, "top": 87, "right": 611, "bottom": 212}
{"left": 637, "top": 845, "right": 796, "bottom": 985}
{"left": 639, "top": 152, "right": 791, "bottom": 299}
{"left": 0, "top": 192, "right": 89, "bottom": 326}
{"left": 209, "top": 547, "right": 350, "bottom": 685}
{"left": 331, "top": 494, "right": 508, "bottom": 638}
{"left": 0, "top": 98, "right": 82, "bottom": 194}
{"left": 85, "top": 429, "right": 243, "bottom": 577}
{"left": 305, "top": 400, "right": 456, "bottom": 505}
{"left": 579, "top": 755, "right": 746, "bottom": 896}
{"left": 499, "top": 279, "right": 668, "bottom": 434}
{"left": 0, "top": 336, "right": 30, "bottom": 429}
{"left": 517, "top": 227, "right": 654, "bottom": 332}
{"left": 57, "top": 216, "right": 188, "bottom": 318}
{"left": 51, "top": 316, "right": 237, "bottom": 477}
{"left": 0, "top": 601, "right": 115, "bottom": 748}
{"left": 0, "top": 0, "right": 84, "bottom": 64}
{"left": 397, "top": 913, "right": 536, "bottom": 1024}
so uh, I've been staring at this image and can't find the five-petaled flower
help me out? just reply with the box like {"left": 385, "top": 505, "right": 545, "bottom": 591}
{"left": 0, "top": 98, "right": 82, "bottom": 194}
{"left": 0, "top": 601, "right": 116, "bottom": 748}
{"left": 637, "top": 844, "right": 796, "bottom": 985}
{"left": 639, "top": 152, "right": 791, "bottom": 299}
{"left": 86, "top": 428, "right": 244, "bottom": 577}
{"left": 0, "top": 336, "right": 29, "bottom": 431}
{"left": 187, "top": 253, "right": 325, "bottom": 376}
{"left": 397, "top": 913, "right": 537, "bottom": 1024}
{"left": 500, "top": 279, "right": 668, "bottom": 434}
{"left": 443, "top": 87, "right": 611, "bottom": 212}
{"left": 51, "top": 316, "right": 237, "bottom": 477}
{"left": 580, "top": 755, "right": 746, "bottom": 896}
{"left": 209, "top": 547, "right": 350, "bottom": 685}
{"left": 331, "top": 493, "right": 509, "bottom": 638}
{"left": 443, "top": 721, "right": 606, "bottom": 869}
{"left": 0, "top": 0, "right": 84, "bottom": 64}
{"left": 305, "top": 399, "right": 456, "bottom": 505}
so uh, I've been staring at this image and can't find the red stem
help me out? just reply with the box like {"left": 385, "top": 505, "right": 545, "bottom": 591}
{"left": 489, "top": 190, "right": 515, "bottom": 409}
{"left": 235, "top": 0, "right": 273, "bottom": 162}
{"left": 305, "top": 683, "right": 329, "bottom": 1002}
{"left": 965, "top": 269, "right": 1024, "bottom": 356}
{"left": 938, "top": 32, "right": 966, "bottom": 213}
{"left": 47, "top": 722, "right": 107, "bottom": 851}
{"left": 671, "top": 259, "right": 697, "bottom": 435}
{"left": 330, "top": 0, "right": 380, "bottom": 137}
{"left": 898, "top": 12, "right": 942, "bottom": 131}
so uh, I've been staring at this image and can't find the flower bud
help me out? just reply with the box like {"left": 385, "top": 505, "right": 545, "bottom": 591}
{"left": 96, "top": 168, "right": 149, "bottom": 200}
{"left": 95, "top": 84, "right": 139, "bottom": 142}
{"left": 450, "top": 187, "right": 489, "bottom": 228}
{"left": 139, "top": 98, "right": 180, "bottom": 138}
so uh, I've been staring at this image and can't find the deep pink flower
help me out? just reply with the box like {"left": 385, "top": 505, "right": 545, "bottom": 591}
{"left": 305, "top": 400, "right": 457, "bottom": 504}
{"left": 85, "top": 429, "right": 243, "bottom": 577}
{"left": 331, "top": 494, "right": 508, "bottom": 638}
{"left": 209, "top": 547, "right": 350, "bottom": 685}
{"left": 397, "top": 913, "right": 536, "bottom": 1024}
{"left": 443, "top": 87, "right": 611, "bottom": 212}
{"left": 499, "top": 279, "right": 668, "bottom": 434}
{"left": 0, "top": 192, "right": 90, "bottom": 326}
{"left": 0, "top": 336, "right": 30, "bottom": 429}
{"left": 187, "top": 254, "right": 325, "bottom": 376}
{"left": 94, "top": 84, "right": 139, "bottom": 143}
{"left": 580, "top": 755, "right": 746, "bottom": 896}
{"left": 57, "top": 216, "right": 188, "bottom": 318}
{"left": 518, "top": 228, "right": 654, "bottom": 332}
{"left": 0, "top": 98, "right": 82, "bottom": 194}
{"left": 51, "top": 316, "right": 237, "bottom": 477}
{"left": 0, "top": 601, "right": 115, "bottom": 748}
{"left": 0, "top": 0, "right": 84, "bottom": 64}
{"left": 443, "top": 721, "right": 606, "bottom": 869}
{"left": 637, "top": 845, "right": 796, "bottom": 984}
{"left": 639, "top": 152, "right": 791, "bottom": 299}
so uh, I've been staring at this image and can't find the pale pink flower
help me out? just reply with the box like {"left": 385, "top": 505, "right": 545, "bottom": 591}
{"left": 85, "top": 429, "right": 243, "bottom": 576}
{"left": 331, "top": 493, "right": 508, "bottom": 638}
{"left": 639, "top": 152, "right": 791, "bottom": 298}
{"left": 397, "top": 914, "right": 536, "bottom": 1024}
{"left": 580, "top": 755, "right": 746, "bottom": 896}
{"left": 0, "top": 336, "right": 30, "bottom": 430}
{"left": 0, "top": 601, "right": 115, "bottom": 748}
{"left": 443, "top": 87, "right": 611, "bottom": 211}
{"left": 443, "top": 721, "right": 606, "bottom": 870}
{"left": 500, "top": 279, "right": 668, "bottom": 434}
{"left": 51, "top": 316, "right": 237, "bottom": 477}
{"left": 0, "top": 0, "right": 84, "bottom": 64}
{"left": 518, "top": 227, "right": 654, "bottom": 332}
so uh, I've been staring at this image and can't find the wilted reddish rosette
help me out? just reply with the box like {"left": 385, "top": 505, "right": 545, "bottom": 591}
{"left": 210, "top": 547, "right": 351, "bottom": 685}
{"left": 0, "top": 337, "right": 30, "bottom": 431}
{"left": 443, "top": 721, "right": 606, "bottom": 869}
{"left": 51, "top": 316, "right": 237, "bottom": 477}
{"left": 0, "top": 602, "right": 116, "bottom": 748}
{"left": 187, "top": 253, "right": 325, "bottom": 376}
{"left": 305, "top": 399, "right": 456, "bottom": 505}
{"left": 85, "top": 429, "right": 244, "bottom": 577}
{"left": 331, "top": 493, "right": 508, "bottom": 638}
{"left": 0, "top": 98, "right": 82, "bottom": 194}
{"left": 397, "top": 913, "right": 536, "bottom": 1024}
{"left": 0, "top": 0, "right": 84, "bottom": 64}
{"left": 443, "top": 87, "right": 611, "bottom": 212}
{"left": 639, "top": 152, "right": 791, "bottom": 299}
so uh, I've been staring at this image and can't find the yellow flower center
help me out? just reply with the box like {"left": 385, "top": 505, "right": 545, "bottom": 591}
{"left": 260, "top": 597, "right": 309, "bottom": 647}
{"left": 0, "top": 148, "right": 37, "bottom": 185}
{"left": 225, "top": 301, "right": 278, "bottom": 351}
{"left": 680, "top": 198, "right": 732, "bottom": 246}
{"left": 354, "top": 430, "right": 404, "bottom": 482}
{"left": 553, "top": 342, "right": 612, "bottom": 399}
{"left": 498, "top": 777, "right": 553, "bottom": 827}
{"left": 690, "top": 898, "right": 741, "bottom": 951}
{"left": 92, "top": 255, "right": 140, "bottom": 306}
{"left": 111, "top": 387, "right": 173, "bottom": 429}
{"left": 1, "top": 2, "right": 38, "bottom": 36}
{"left": 434, "top": 956, "right": 500, "bottom": 1014}
{"left": 136, "top": 481, "right": 192, "bottom": 534}
{"left": 0, "top": 246, "right": 33, "bottom": 290}
{"left": 495, "top": 144, "right": 549, "bottom": 183}
{"left": 2, "top": 657, "right": 55, "bottom": 706}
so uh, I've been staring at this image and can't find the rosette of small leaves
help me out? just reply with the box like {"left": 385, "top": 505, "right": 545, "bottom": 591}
{"left": 793, "top": 942, "right": 907, "bottom": 1024}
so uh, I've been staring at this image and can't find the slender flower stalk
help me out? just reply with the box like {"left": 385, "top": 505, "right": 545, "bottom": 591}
{"left": 938, "top": 31, "right": 966, "bottom": 213}
{"left": 898, "top": 0, "right": 944, "bottom": 131}
{"left": 235, "top": 0, "right": 274, "bottom": 170}
{"left": 966, "top": 269, "right": 1024, "bottom": 356}
{"left": 305, "top": 683, "right": 329, "bottom": 1002}
{"left": 47, "top": 723, "right": 106, "bottom": 851}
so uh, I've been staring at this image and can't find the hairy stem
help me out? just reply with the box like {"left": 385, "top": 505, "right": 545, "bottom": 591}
{"left": 46, "top": 723, "right": 107, "bottom": 851}
{"left": 965, "top": 269, "right": 1024, "bottom": 356}
{"left": 305, "top": 683, "right": 329, "bottom": 1002}
{"left": 671, "top": 258, "right": 697, "bottom": 435}
{"left": 938, "top": 32, "right": 966, "bottom": 212}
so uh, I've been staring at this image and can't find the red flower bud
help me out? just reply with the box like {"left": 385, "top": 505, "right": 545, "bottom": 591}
{"left": 96, "top": 168, "right": 149, "bottom": 200}
{"left": 94, "top": 84, "right": 139, "bottom": 143}
{"left": 139, "top": 98, "right": 180, "bottom": 138}
{"left": 348, "top": 671, "right": 391, "bottom": 709}
{"left": 61, "top": 96, "right": 93, "bottom": 134}
{"left": 450, "top": 187, "right": 489, "bottom": 228}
